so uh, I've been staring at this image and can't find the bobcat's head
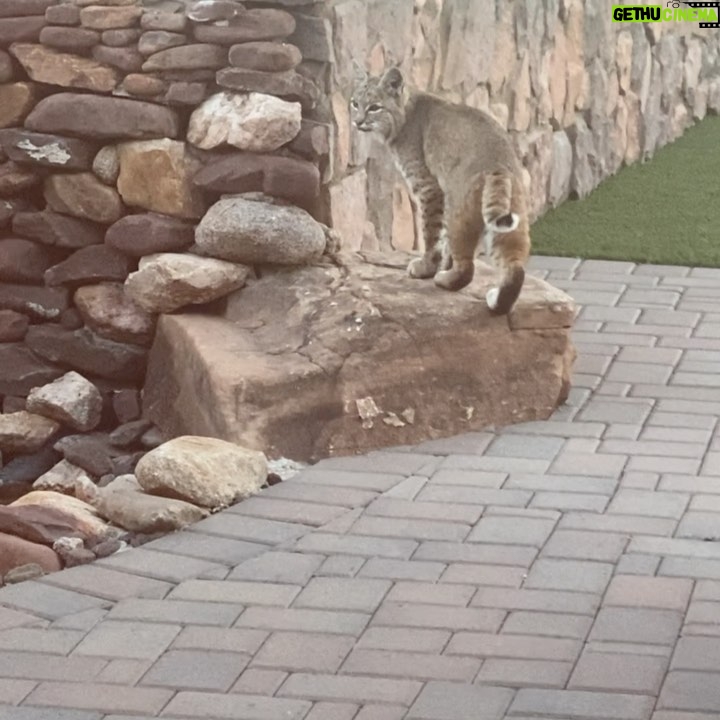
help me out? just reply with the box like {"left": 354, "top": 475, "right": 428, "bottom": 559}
{"left": 350, "top": 67, "right": 406, "bottom": 141}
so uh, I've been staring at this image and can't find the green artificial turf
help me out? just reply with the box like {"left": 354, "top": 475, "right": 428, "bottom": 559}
{"left": 531, "top": 115, "right": 720, "bottom": 267}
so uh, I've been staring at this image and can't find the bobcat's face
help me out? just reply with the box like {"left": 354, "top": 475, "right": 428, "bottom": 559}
{"left": 350, "top": 67, "right": 405, "bottom": 140}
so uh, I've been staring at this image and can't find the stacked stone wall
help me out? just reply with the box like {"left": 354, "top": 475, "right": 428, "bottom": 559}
{"left": 316, "top": 0, "right": 720, "bottom": 251}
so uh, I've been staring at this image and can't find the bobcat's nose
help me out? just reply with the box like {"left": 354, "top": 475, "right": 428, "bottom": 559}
{"left": 354, "top": 120, "right": 371, "bottom": 132}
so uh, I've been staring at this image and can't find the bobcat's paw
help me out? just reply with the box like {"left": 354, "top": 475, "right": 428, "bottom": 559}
{"left": 407, "top": 256, "right": 438, "bottom": 279}
{"left": 434, "top": 267, "right": 473, "bottom": 291}
{"left": 486, "top": 287, "right": 500, "bottom": 310}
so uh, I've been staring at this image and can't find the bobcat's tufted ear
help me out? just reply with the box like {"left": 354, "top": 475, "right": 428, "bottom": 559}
{"left": 381, "top": 66, "right": 404, "bottom": 95}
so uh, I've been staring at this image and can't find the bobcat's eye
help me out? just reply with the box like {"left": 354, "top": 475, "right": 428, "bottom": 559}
{"left": 367, "top": 104, "right": 382, "bottom": 113}
{"left": 350, "top": 99, "right": 358, "bottom": 109}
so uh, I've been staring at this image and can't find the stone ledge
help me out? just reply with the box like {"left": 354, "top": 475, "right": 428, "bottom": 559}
{"left": 143, "top": 252, "right": 576, "bottom": 462}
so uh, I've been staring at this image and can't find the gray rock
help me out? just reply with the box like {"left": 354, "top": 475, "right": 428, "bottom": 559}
{"left": 194, "top": 195, "right": 326, "bottom": 265}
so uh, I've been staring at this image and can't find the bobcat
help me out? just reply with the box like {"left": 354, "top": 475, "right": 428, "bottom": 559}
{"left": 351, "top": 67, "right": 531, "bottom": 315}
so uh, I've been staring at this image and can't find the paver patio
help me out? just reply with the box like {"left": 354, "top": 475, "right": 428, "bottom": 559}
{"left": 1, "top": 256, "right": 720, "bottom": 719}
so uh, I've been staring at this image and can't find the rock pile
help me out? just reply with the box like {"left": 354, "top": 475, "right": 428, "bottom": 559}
{"left": 0, "top": 0, "right": 331, "bottom": 580}
{"left": 0, "top": 381, "right": 269, "bottom": 583}
{"left": 0, "top": 7, "right": 330, "bottom": 466}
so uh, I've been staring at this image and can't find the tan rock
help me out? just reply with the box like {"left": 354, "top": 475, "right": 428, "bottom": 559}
{"left": 134, "top": 436, "right": 267, "bottom": 510}
{"left": 11, "top": 489, "right": 114, "bottom": 545}
{"left": 74, "top": 283, "right": 155, "bottom": 345}
{"left": 0, "top": 82, "right": 39, "bottom": 129}
{"left": 26, "top": 371, "right": 103, "bottom": 432}
{"left": 116, "top": 139, "right": 206, "bottom": 219}
{"left": 125, "top": 252, "right": 248, "bottom": 314}
{"left": 509, "top": 54, "right": 531, "bottom": 132}
{"left": 616, "top": 31, "right": 633, "bottom": 95}
{"left": 391, "top": 182, "right": 415, "bottom": 252}
{"left": 0, "top": 411, "right": 59, "bottom": 454}
{"left": 142, "top": 43, "right": 227, "bottom": 72}
{"left": 549, "top": 29, "right": 567, "bottom": 126}
{"left": 87, "top": 475, "right": 208, "bottom": 533}
{"left": 32, "top": 459, "right": 93, "bottom": 494}
{"left": 330, "top": 90, "right": 349, "bottom": 179}
{"left": 80, "top": 4, "right": 142, "bottom": 30}
{"left": 143, "top": 254, "right": 576, "bottom": 462}
{"left": 44, "top": 172, "right": 123, "bottom": 224}
{"left": 10, "top": 44, "right": 120, "bottom": 93}
{"left": 187, "top": 91, "right": 301, "bottom": 152}
{"left": 328, "top": 169, "right": 367, "bottom": 253}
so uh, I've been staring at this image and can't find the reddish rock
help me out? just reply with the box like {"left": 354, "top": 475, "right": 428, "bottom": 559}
{"left": 44, "top": 172, "right": 124, "bottom": 224}
{"left": 164, "top": 82, "right": 206, "bottom": 106}
{"left": 138, "top": 30, "right": 186, "bottom": 56}
{"left": 216, "top": 67, "right": 318, "bottom": 105}
{"left": 44, "top": 4, "right": 81, "bottom": 26}
{"left": 228, "top": 41, "right": 301, "bottom": 72}
{"left": 0, "top": 17, "right": 46, "bottom": 45}
{"left": 0, "top": 161, "right": 40, "bottom": 197}
{"left": 2, "top": 396, "right": 26, "bottom": 413}
{"left": 105, "top": 212, "right": 194, "bottom": 256}
{"left": 0, "top": 309, "right": 28, "bottom": 342}
{"left": 0, "top": 283, "right": 68, "bottom": 319}
{"left": 193, "top": 152, "right": 320, "bottom": 211}
{"left": 0, "top": 129, "right": 96, "bottom": 170}
{"left": 101, "top": 28, "right": 140, "bottom": 46}
{"left": 25, "top": 324, "right": 147, "bottom": 381}
{"left": 10, "top": 43, "right": 120, "bottom": 93}
{"left": 0, "top": 82, "right": 39, "bottom": 129}
{"left": 193, "top": 9, "right": 295, "bottom": 44}
{"left": 74, "top": 283, "right": 155, "bottom": 346}
{"left": 79, "top": 5, "right": 142, "bottom": 30}
{"left": 25, "top": 93, "right": 181, "bottom": 140}
{"left": 0, "top": 238, "right": 60, "bottom": 283}
{"left": 112, "top": 388, "right": 140, "bottom": 423}
{"left": 13, "top": 209, "right": 104, "bottom": 248}
{"left": 92, "top": 45, "right": 143, "bottom": 73}
{"left": 122, "top": 73, "right": 166, "bottom": 97}
{"left": 0, "top": 0, "right": 55, "bottom": 18}
{"left": 44, "top": 245, "right": 130, "bottom": 287}
{"left": 142, "top": 43, "right": 227, "bottom": 72}
{"left": 0, "top": 504, "right": 87, "bottom": 545}
{"left": 0, "top": 49, "right": 13, "bottom": 82}
{"left": 0, "top": 532, "right": 61, "bottom": 575}
{"left": 140, "top": 10, "right": 186, "bottom": 32}
{"left": 39, "top": 25, "right": 100, "bottom": 51}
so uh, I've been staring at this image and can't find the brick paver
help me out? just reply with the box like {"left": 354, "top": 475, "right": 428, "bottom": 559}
{"left": 2, "top": 259, "right": 720, "bottom": 718}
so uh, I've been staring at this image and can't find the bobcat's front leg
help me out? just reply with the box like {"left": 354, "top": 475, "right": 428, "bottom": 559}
{"left": 406, "top": 179, "right": 445, "bottom": 279}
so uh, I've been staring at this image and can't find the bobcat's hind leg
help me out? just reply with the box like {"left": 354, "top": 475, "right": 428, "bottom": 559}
{"left": 434, "top": 202, "right": 481, "bottom": 291}
{"left": 406, "top": 178, "right": 445, "bottom": 279}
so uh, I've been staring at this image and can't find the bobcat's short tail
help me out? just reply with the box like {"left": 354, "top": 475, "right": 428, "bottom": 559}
{"left": 485, "top": 261, "right": 525, "bottom": 316}
{"left": 482, "top": 170, "right": 520, "bottom": 234}
{"left": 482, "top": 170, "right": 525, "bottom": 315}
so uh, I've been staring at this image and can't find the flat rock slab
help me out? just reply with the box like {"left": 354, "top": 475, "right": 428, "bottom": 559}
{"left": 144, "top": 252, "right": 576, "bottom": 462}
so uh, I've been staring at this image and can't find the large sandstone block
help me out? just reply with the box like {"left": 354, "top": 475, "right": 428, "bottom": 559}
{"left": 144, "top": 252, "right": 576, "bottom": 462}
